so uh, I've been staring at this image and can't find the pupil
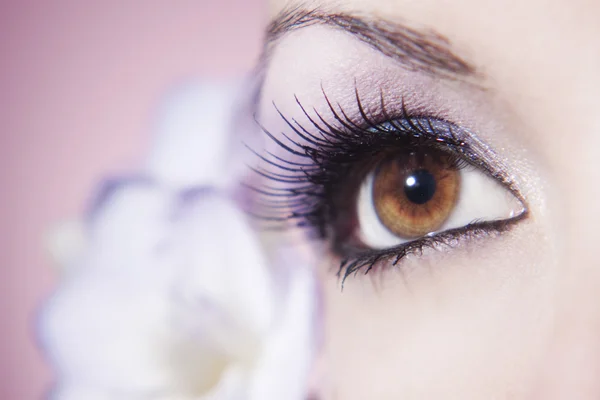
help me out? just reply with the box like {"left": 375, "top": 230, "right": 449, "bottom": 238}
{"left": 404, "top": 169, "right": 437, "bottom": 205}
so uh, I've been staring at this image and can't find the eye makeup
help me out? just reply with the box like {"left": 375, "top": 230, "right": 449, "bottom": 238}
{"left": 245, "top": 86, "right": 528, "bottom": 284}
{"left": 245, "top": 23, "right": 531, "bottom": 285}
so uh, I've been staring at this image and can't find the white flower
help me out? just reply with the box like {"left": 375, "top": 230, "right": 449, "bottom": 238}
{"left": 40, "top": 83, "right": 318, "bottom": 400}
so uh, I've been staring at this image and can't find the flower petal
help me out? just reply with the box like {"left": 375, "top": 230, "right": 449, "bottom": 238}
{"left": 145, "top": 82, "right": 241, "bottom": 189}
{"left": 169, "top": 189, "right": 275, "bottom": 339}
{"left": 247, "top": 260, "right": 318, "bottom": 400}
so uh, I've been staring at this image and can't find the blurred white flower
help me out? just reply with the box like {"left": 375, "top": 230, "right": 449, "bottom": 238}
{"left": 40, "top": 82, "right": 318, "bottom": 400}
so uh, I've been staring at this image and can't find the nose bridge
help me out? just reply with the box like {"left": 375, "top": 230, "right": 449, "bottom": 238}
{"left": 531, "top": 103, "right": 600, "bottom": 398}
{"left": 558, "top": 62, "right": 600, "bottom": 333}
{"left": 560, "top": 106, "right": 600, "bottom": 301}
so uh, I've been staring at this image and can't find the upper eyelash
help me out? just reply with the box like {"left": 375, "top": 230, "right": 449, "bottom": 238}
{"left": 247, "top": 88, "right": 474, "bottom": 228}
{"left": 244, "top": 88, "right": 523, "bottom": 282}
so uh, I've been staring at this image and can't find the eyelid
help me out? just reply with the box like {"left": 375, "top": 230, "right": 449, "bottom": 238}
{"left": 362, "top": 113, "right": 523, "bottom": 199}
{"left": 375, "top": 114, "right": 524, "bottom": 201}
{"left": 322, "top": 84, "right": 520, "bottom": 197}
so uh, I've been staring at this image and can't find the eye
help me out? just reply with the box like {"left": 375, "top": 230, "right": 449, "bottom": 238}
{"left": 356, "top": 148, "right": 525, "bottom": 249}
{"left": 246, "top": 93, "right": 528, "bottom": 281}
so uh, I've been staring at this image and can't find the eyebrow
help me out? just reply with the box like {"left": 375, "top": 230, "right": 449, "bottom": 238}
{"left": 263, "top": 6, "right": 477, "bottom": 80}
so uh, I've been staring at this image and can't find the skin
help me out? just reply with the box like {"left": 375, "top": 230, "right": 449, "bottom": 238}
{"left": 257, "top": 0, "right": 600, "bottom": 398}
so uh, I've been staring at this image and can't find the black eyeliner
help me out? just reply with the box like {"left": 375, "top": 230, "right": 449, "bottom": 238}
{"left": 244, "top": 88, "right": 526, "bottom": 282}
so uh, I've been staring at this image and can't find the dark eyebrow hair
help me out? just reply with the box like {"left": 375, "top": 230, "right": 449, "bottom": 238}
{"left": 263, "top": 6, "right": 477, "bottom": 79}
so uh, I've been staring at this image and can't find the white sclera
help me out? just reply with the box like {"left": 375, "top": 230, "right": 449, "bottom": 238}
{"left": 357, "top": 166, "right": 525, "bottom": 249}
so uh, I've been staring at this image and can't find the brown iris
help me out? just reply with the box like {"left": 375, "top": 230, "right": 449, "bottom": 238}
{"left": 372, "top": 151, "right": 460, "bottom": 238}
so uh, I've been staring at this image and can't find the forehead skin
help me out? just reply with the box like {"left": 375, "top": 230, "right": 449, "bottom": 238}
{"left": 265, "top": 0, "right": 600, "bottom": 399}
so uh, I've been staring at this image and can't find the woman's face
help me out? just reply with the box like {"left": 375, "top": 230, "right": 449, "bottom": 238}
{"left": 254, "top": 0, "right": 600, "bottom": 398}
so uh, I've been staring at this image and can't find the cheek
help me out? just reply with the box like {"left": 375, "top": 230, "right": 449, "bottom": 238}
{"left": 317, "top": 222, "right": 555, "bottom": 399}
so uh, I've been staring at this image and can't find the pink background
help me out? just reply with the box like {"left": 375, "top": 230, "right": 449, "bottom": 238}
{"left": 0, "top": 1, "right": 264, "bottom": 398}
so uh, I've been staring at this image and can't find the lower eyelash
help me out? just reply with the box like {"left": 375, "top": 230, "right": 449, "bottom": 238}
{"left": 334, "top": 215, "right": 526, "bottom": 287}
